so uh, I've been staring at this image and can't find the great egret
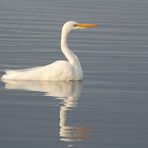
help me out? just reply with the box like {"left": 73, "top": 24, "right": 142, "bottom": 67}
{"left": 1, "top": 21, "right": 97, "bottom": 81}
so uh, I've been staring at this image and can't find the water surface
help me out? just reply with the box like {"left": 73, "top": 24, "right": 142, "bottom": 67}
{"left": 0, "top": 0, "right": 148, "bottom": 147}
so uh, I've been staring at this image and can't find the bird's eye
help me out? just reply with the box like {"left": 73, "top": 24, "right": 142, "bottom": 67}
{"left": 73, "top": 24, "right": 78, "bottom": 27}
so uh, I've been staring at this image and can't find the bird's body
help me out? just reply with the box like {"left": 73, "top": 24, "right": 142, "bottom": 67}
{"left": 3, "top": 60, "right": 82, "bottom": 81}
{"left": 1, "top": 21, "right": 96, "bottom": 81}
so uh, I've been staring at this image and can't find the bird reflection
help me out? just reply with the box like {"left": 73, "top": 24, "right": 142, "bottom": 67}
{"left": 2, "top": 80, "right": 93, "bottom": 142}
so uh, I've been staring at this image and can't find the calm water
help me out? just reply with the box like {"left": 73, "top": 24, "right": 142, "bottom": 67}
{"left": 0, "top": 0, "right": 148, "bottom": 147}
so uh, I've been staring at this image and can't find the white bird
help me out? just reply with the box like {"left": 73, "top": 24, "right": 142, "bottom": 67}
{"left": 1, "top": 21, "right": 97, "bottom": 81}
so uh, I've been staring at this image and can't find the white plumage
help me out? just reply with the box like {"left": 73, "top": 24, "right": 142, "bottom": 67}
{"left": 1, "top": 21, "right": 97, "bottom": 81}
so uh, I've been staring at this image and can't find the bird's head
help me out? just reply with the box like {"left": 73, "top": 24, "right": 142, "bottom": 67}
{"left": 62, "top": 21, "right": 97, "bottom": 33}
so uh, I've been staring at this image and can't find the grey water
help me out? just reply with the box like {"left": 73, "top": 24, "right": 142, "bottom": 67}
{"left": 0, "top": 0, "right": 148, "bottom": 147}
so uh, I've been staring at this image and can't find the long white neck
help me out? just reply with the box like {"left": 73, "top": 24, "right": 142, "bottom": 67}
{"left": 61, "top": 29, "right": 78, "bottom": 65}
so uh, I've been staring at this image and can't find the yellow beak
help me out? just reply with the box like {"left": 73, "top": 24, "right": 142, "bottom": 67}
{"left": 77, "top": 23, "right": 97, "bottom": 28}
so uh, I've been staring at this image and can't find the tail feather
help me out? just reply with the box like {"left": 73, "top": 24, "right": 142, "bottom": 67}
{"left": 1, "top": 69, "right": 23, "bottom": 80}
{"left": 5, "top": 69, "right": 17, "bottom": 75}
{"left": 1, "top": 66, "right": 45, "bottom": 81}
